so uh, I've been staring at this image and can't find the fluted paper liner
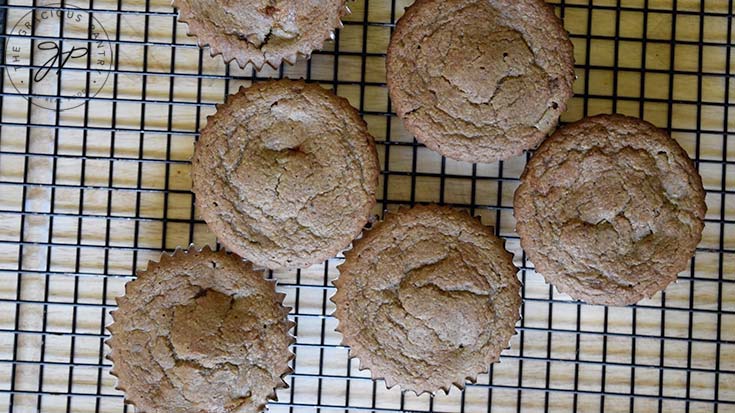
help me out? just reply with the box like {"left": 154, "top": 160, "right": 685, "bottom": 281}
{"left": 106, "top": 245, "right": 295, "bottom": 413}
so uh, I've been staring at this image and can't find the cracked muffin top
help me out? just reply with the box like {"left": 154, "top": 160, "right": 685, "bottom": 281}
{"left": 332, "top": 205, "right": 521, "bottom": 394}
{"left": 386, "top": 0, "right": 575, "bottom": 164}
{"left": 107, "top": 247, "right": 294, "bottom": 413}
{"left": 191, "top": 79, "right": 379, "bottom": 271}
{"left": 514, "top": 114, "right": 706, "bottom": 306}
{"left": 173, "top": 0, "right": 349, "bottom": 69}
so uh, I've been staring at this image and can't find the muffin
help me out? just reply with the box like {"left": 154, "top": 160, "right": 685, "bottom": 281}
{"left": 191, "top": 79, "right": 380, "bottom": 271}
{"left": 514, "top": 114, "right": 707, "bottom": 306}
{"left": 173, "top": 0, "right": 350, "bottom": 69}
{"left": 107, "top": 246, "right": 294, "bottom": 413}
{"left": 386, "top": 0, "right": 575, "bottom": 163}
{"left": 332, "top": 205, "right": 521, "bottom": 394}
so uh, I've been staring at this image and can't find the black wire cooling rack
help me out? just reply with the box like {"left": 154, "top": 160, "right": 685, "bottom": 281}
{"left": 0, "top": 0, "right": 733, "bottom": 412}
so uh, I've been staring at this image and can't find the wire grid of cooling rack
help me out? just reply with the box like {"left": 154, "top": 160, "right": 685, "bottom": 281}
{"left": 0, "top": 0, "right": 733, "bottom": 412}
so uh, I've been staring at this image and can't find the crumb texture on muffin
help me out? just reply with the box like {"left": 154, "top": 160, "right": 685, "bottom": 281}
{"left": 173, "top": 0, "right": 349, "bottom": 69}
{"left": 107, "top": 247, "right": 294, "bottom": 413}
{"left": 514, "top": 114, "right": 707, "bottom": 306}
{"left": 332, "top": 205, "right": 521, "bottom": 394}
{"left": 387, "top": 0, "right": 575, "bottom": 163}
{"left": 191, "top": 79, "right": 379, "bottom": 270}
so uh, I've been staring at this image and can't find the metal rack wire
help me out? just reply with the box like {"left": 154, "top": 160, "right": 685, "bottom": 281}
{"left": 0, "top": 0, "right": 733, "bottom": 412}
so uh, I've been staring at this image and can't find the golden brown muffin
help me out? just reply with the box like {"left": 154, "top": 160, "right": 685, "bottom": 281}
{"left": 173, "top": 0, "right": 350, "bottom": 69}
{"left": 387, "top": 0, "right": 575, "bottom": 163}
{"left": 191, "top": 79, "right": 380, "bottom": 271}
{"left": 514, "top": 114, "right": 707, "bottom": 305}
{"left": 107, "top": 246, "right": 294, "bottom": 413}
{"left": 332, "top": 205, "right": 521, "bottom": 394}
